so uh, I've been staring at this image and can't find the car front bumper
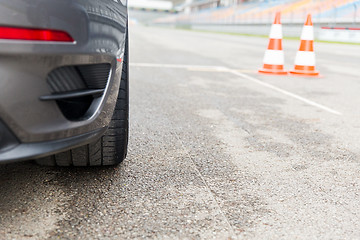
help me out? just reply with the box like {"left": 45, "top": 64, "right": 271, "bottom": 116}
{"left": 0, "top": 120, "right": 107, "bottom": 163}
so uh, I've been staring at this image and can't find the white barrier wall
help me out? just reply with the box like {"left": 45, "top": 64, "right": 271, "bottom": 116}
{"left": 318, "top": 28, "right": 360, "bottom": 43}
{"left": 176, "top": 24, "right": 360, "bottom": 43}
{"left": 189, "top": 24, "right": 312, "bottom": 38}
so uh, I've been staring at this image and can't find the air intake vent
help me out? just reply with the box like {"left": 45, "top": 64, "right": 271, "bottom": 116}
{"left": 47, "top": 66, "right": 87, "bottom": 92}
{"left": 77, "top": 64, "right": 110, "bottom": 89}
{"left": 43, "top": 63, "right": 111, "bottom": 121}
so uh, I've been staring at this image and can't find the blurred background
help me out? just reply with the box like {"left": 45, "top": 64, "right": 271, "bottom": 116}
{"left": 129, "top": 0, "right": 360, "bottom": 43}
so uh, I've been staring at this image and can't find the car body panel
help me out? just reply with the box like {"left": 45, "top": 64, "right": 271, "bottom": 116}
{"left": 0, "top": 0, "right": 128, "bottom": 162}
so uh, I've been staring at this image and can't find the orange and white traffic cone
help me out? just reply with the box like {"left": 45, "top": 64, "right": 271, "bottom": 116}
{"left": 259, "top": 12, "right": 287, "bottom": 75}
{"left": 290, "top": 14, "right": 319, "bottom": 76}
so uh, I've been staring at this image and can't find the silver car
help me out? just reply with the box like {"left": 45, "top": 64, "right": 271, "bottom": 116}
{"left": 0, "top": 0, "right": 129, "bottom": 166}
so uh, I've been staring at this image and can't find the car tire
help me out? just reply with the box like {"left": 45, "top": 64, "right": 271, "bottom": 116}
{"left": 35, "top": 33, "right": 129, "bottom": 167}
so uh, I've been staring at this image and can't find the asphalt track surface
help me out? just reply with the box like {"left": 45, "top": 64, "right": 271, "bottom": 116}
{"left": 1, "top": 25, "right": 360, "bottom": 239}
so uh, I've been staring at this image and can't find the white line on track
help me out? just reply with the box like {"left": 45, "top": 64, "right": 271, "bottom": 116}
{"left": 228, "top": 70, "right": 342, "bottom": 116}
{"left": 131, "top": 63, "right": 342, "bottom": 116}
{"left": 130, "top": 63, "right": 229, "bottom": 72}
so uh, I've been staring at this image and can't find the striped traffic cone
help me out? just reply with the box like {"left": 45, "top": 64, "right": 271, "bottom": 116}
{"left": 290, "top": 14, "right": 319, "bottom": 76}
{"left": 259, "top": 12, "right": 287, "bottom": 75}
